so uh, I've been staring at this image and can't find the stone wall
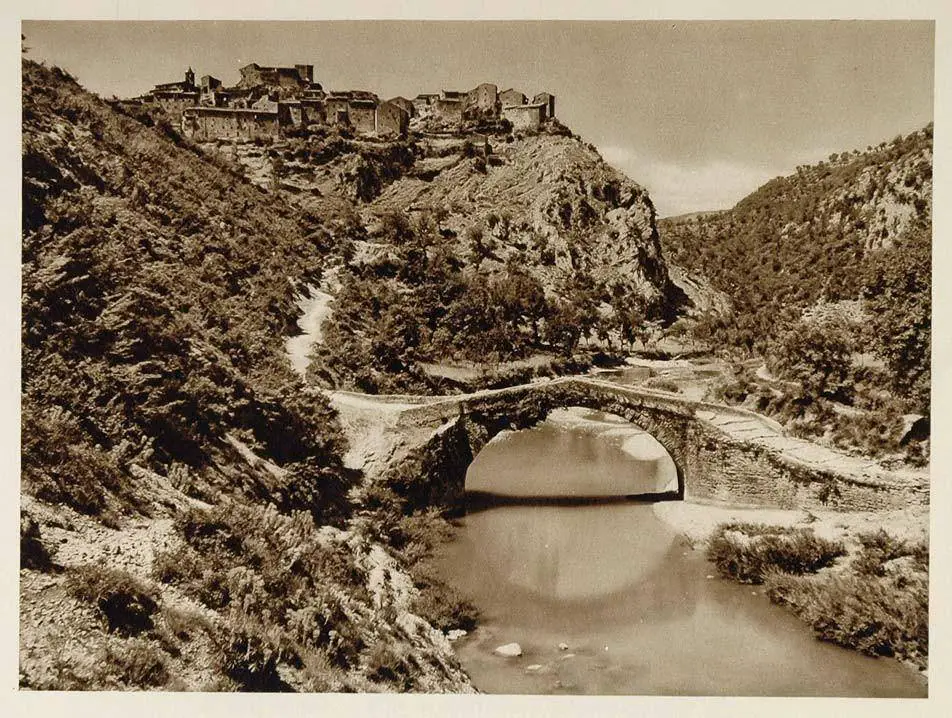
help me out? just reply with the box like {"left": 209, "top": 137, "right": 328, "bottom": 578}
{"left": 182, "top": 107, "right": 280, "bottom": 141}
{"left": 499, "top": 89, "right": 527, "bottom": 106}
{"left": 433, "top": 99, "right": 463, "bottom": 126}
{"left": 153, "top": 92, "right": 199, "bottom": 123}
{"left": 349, "top": 102, "right": 377, "bottom": 134}
{"left": 466, "top": 83, "right": 498, "bottom": 113}
{"left": 376, "top": 101, "right": 409, "bottom": 136}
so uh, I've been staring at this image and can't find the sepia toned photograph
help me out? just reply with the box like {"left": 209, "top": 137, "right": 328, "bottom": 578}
{"left": 18, "top": 14, "right": 935, "bottom": 700}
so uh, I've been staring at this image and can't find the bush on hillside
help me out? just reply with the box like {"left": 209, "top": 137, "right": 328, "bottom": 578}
{"left": 66, "top": 565, "right": 160, "bottom": 636}
{"left": 765, "top": 567, "right": 928, "bottom": 668}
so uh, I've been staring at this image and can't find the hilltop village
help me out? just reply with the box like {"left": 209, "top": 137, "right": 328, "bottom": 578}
{"left": 133, "top": 62, "right": 557, "bottom": 141}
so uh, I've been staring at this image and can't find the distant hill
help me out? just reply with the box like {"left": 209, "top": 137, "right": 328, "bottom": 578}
{"left": 657, "top": 125, "right": 932, "bottom": 415}
{"left": 659, "top": 124, "right": 932, "bottom": 337}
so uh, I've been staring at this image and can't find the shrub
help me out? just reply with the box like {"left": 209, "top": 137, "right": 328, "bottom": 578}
{"left": 853, "top": 529, "right": 928, "bottom": 576}
{"left": 765, "top": 569, "right": 928, "bottom": 667}
{"left": 217, "top": 620, "right": 294, "bottom": 692}
{"left": 20, "top": 509, "right": 53, "bottom": 571}
{"left": 66, "top": 565, "right": 160, "bottom": 635}
{"left": 160, "top": 605, "right": 216, "bottom": 642}
{"left": 104, "top": 638, "right": 171, "bottom": 688}
{"left": 408, "top": 560, "right": 479, "bottom": 633}
{"left": 707, "top": 523, "right": 847, "bottom": 583}
{"left": 366, "top": 641, "right": 412, "bottom": 688}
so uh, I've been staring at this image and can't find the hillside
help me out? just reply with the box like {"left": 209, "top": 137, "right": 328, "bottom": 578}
{"left": 20, "top": 59, "right": 474, "bottom": 692}
{"left": 660, "top": 125, "right": 932, "bottom": 326}
{"left": 656, "top": 126, "right": 932, "bottom": 459}
{"left": 216, "top": 127, "right": 683, "bottom": 392}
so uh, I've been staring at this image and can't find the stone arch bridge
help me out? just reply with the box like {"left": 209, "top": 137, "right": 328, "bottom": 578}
{"left": 329, "top": 377, "right": 928, "bottom": 515}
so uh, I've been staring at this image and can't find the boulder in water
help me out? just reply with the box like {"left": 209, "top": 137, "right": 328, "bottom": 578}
{"left": 493, "top": 642, "right": 523, "bottom": 657}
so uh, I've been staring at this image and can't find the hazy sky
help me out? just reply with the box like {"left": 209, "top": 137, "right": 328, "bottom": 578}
{"left": 21, "top": 20, "right": 934, "bottom": 216}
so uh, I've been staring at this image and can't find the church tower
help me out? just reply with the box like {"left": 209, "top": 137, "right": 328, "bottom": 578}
{"left": 185, "top": 67, "right": 195, "bottom": 88}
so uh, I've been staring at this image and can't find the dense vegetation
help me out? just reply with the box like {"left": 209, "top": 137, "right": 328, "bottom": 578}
{"left": 22, "top": 59, "right": 351, "bottom": 520}
{"left": 662, "top": 127, "right": 931, "bottom": 402}
{"left": 661, "top": 128, "right": 932, "bottom": 464}
{"left": 708, "top": 523, "right": 928, "bottom": 669}
{"left": 310, "top": 211, "right": 665, "bottom": 393}
{"left": 20, "top": 59, "right": 471, "bottom": 692}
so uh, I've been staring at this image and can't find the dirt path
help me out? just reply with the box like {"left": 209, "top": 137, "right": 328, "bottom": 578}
{"left": 285, "top": 286, "right": 334, "bottom": 379}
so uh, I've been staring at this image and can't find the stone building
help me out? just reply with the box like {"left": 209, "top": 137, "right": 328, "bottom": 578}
{"left": 200, "top": 75, "right": 222, "bottom": 93}
{"left": 147, "top": 68, "right": 199, "bottom": 122}
{"left": 348, "top": 98, "right": 378, "bottom": 134}
{"left": 433, "top": 97, "right": 464, "bottom": 126}
{"left": 502, "top": 102, "right": 545, "bottom": 131}
{"left": 499, "top": 88, "right": 527, "bottom": 106}
{"left": 181, "top": 105, "right": 289, "bottom": 141}
{"left": 238, "top": 63, "right": 314, "bottom": 90}
{"left": 387, "top": 96, "right": 415, "bottom": 118}
{"left": 532, "top": 92, "right": 556, "bottom": 119}
{"left": 413, "top": 93, "right": 439, "bottom": 114}
{"left": 376, "top": 100, "right": 410, "bottom": 136}
{"left": 465, "top": 83, "right": 498, "bottom": 114}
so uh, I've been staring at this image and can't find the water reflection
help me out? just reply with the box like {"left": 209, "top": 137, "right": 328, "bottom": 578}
{"left": 434, "top": 410, "right": 927, "bottom": 697}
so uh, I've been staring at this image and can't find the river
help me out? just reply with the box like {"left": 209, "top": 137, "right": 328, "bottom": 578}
{"left": 434, "top": 408, "right": 926, "bottom": 697}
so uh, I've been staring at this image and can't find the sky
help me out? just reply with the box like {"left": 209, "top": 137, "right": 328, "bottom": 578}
{"left": 21, "top": 20, "right": 935, "bottom": 216}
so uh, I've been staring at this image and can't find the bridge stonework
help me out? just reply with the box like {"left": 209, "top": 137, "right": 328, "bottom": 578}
{"left": 366, "top": 378, "right": 927, "bottom": 514}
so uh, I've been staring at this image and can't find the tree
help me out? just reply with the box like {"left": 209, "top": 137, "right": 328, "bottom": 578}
{"left": 862, "top": 225, "right": 931, "bottom": 412}
{"left": 771, "top": 315, "right": 856, "bottom": 402}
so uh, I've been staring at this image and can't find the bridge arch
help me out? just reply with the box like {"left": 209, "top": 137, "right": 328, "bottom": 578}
{"left": 383, "top": 379, "right": 696, "bottom": 514}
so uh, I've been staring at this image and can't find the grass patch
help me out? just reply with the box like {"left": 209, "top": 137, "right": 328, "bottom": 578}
{"left": 706, "top": 522, "right": 847, "bottom": 584}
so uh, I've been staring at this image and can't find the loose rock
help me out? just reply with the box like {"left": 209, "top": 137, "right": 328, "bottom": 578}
{"left": 493, "top": 642, "right": 523, "bottom": 657}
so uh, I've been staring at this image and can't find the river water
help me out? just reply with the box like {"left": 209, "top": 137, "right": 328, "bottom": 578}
{"left": 435, "top": 408, "right": 926, "bottom": 697}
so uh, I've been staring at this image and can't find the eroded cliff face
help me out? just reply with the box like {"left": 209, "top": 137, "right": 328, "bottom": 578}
{"left": 372, "top": 133, "right": 676, "bottom": 315}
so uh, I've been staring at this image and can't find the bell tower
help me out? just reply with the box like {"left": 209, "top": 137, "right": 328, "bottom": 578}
{"left": 185, "top": 67, "right": 195, "bottom": 88}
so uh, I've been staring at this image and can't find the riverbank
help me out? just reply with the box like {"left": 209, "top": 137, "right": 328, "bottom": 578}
{"left": 652, "top": 498, "right": 929, "bottom": 681}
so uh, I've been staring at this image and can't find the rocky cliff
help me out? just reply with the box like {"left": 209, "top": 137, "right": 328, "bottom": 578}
{"left": 370, "top": 133, "right": 676, "bottom": 315}
{"left": 206, "top": 128, "right": 679, "bottom": 320}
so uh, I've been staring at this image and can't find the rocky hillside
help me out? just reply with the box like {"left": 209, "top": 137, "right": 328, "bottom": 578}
{"left": 369, "top": 133, "right": 675, "bottom": 313}
{"left": 212, "top": 125, "right": 683, "bottom": 393}
{"left": 656, "top": 126, "right": 932, "bottom": 452}
{"left": 206, "top": 128, "right": 678, "bottom": 319}
{"left": 20, "top": 59, "right": 474, "bottom": 692}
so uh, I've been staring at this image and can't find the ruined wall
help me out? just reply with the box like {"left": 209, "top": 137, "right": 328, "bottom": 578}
{"left": 182, "top": 108, "right": 280, "bottom": 141}
{"left": 388, "top": 96, "right": 415, "bottom": 117}
{"left": 433, "top": 99, "right": 463, "bottom": 127}
{"left": 466, "top": 83, "right": 498, "bottom": 113}
{"left": 499, "top": 89, "right": 527, "bottom": 106}
{"left": 349, "top": 102, "right": 377, "bottom": 134}
{"left": 532, "top": 92, "right": 556, "bottom": 119}
{"left": 300, "top": 99, "right": 326, "bottom": 126}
